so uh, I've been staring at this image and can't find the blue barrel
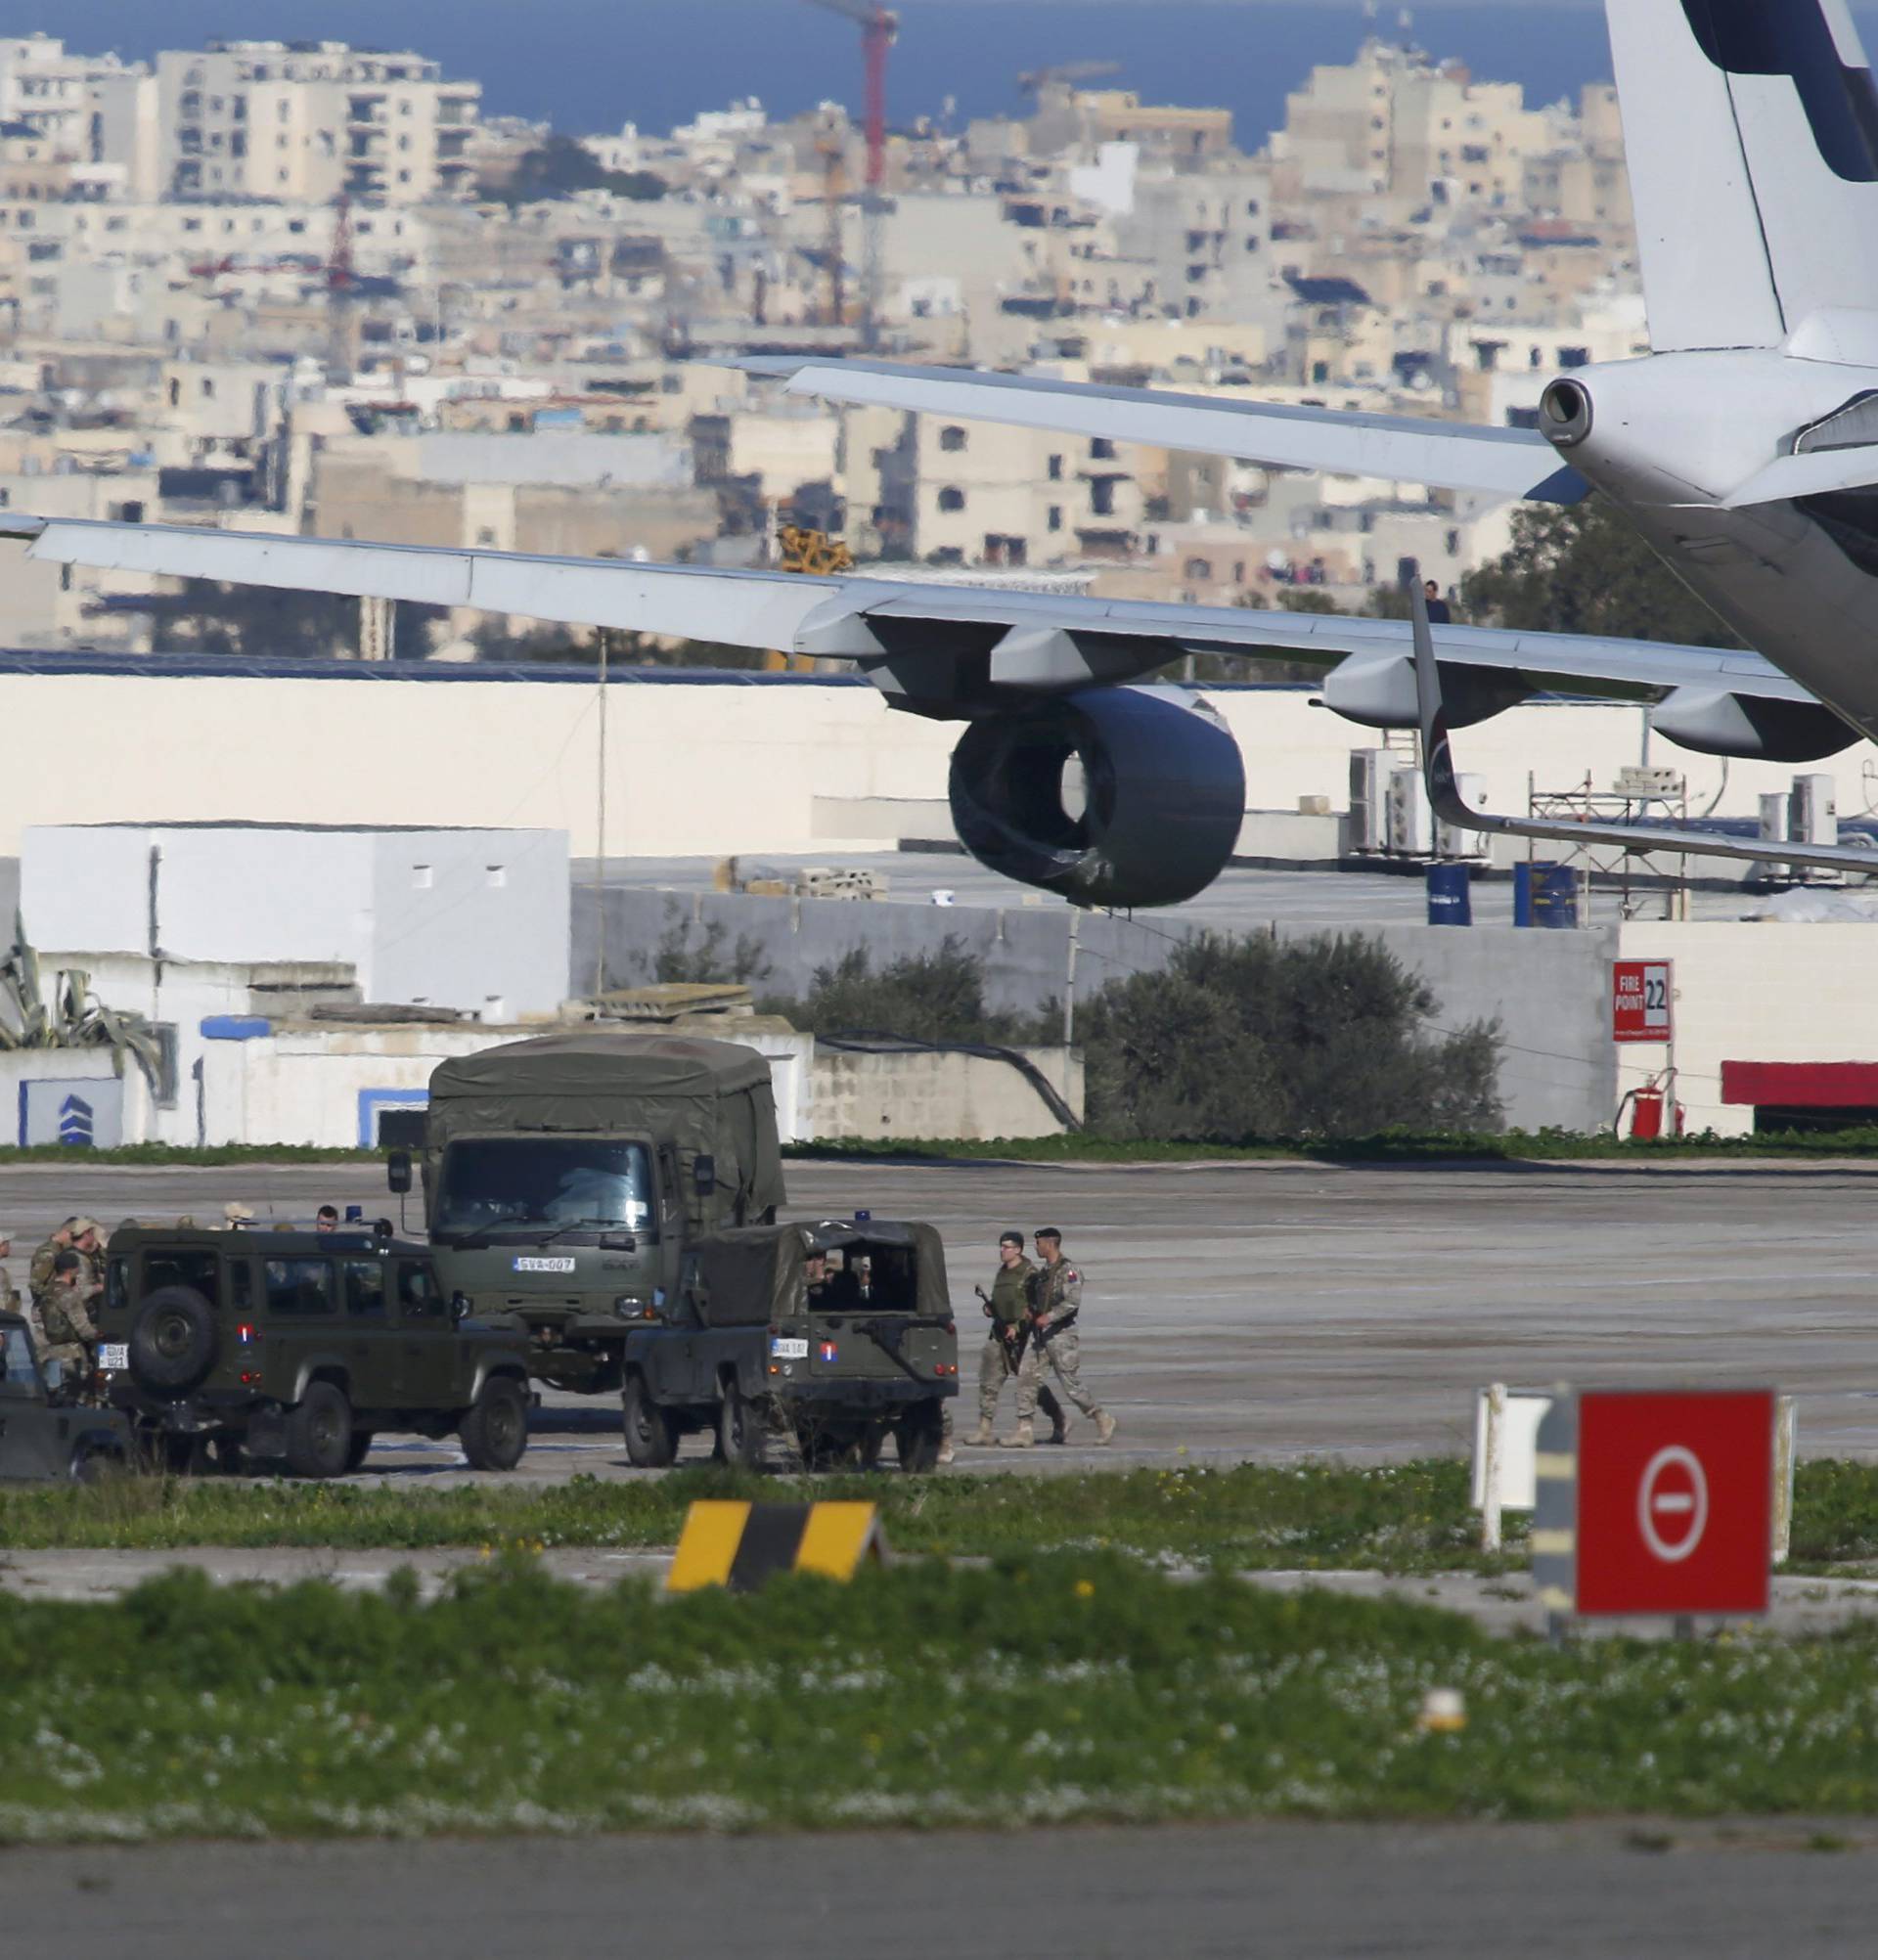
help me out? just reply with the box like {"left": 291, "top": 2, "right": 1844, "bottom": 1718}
{"left": 1425, "top": 863, "right": 1472, "bottom": 926}
{"left": 1525, "top": 861, "right": 1579, "bottom": 929}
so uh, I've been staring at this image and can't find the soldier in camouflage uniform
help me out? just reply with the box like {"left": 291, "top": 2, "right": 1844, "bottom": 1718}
{"left": 1000, "top": 1227, "right": 1116, "bottom": 1449}
{"left": 27, "top": 1217, "right": 79, "bottom": 1307}
{"left": 37, "top": 1248, "right": 101, "bottom": 1387}
{"left": 961, "top": 1230, "right": 1063, "bottom": 1447}
{"left": 0, "top": 1228, "right": 19, "bottom": 1317}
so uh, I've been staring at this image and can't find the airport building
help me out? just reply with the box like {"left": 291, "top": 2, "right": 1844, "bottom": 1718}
{"left": 0, "top": 657, "right": 1864, "bottom": 1144}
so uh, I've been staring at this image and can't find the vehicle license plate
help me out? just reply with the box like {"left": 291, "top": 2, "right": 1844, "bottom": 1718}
{"left": 99, "top": 1343, "right": 129, "bottom": 1372}
{"left": 513, "top": 1257, "right": 576, "bottom": 1273}
{"left": 770, "top": 1337, "right": 809, "bottom": 1359}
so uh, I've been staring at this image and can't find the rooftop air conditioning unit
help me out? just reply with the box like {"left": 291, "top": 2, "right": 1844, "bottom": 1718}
{"left": 1348, "top": 748, "right": 1387, "bottom": 852}
{"left": 1386, "top": 765, "right": 1433, "bottom": 857}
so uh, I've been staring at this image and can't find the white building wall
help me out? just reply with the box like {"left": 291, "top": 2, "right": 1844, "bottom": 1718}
{"left": 0, "top": 672, "right": 1867, "bottom": 869}
{"left": 1613, "top": 922, "right": 1878, "bottom": 1138}
{"left": 367, "top": 832, "right": 571, "bottom": 1018}
{"left": 22, "top": 826, "right": 571, "bottom": 1017}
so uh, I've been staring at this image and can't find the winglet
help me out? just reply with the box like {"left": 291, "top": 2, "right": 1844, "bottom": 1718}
{"left": 1407, "top": 562, "right": 1878, "bottom": 878}
{"left": 1408, "top": 563, "right": 1502, "bottom": 838}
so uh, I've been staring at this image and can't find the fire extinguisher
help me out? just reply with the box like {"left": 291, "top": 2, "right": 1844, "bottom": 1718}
{"left": 1615, "top": 1068, "right": 1683, "bottom": 1140}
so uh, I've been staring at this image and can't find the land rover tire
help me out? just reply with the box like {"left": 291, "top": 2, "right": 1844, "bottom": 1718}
{"left": 623, "top": 1371, "right": 680, "bottom": 1468}
{"left": 893, "top": 1401, "right": 945, "bottom": 1475}
{"left": 717, "top": 1375, "right": 767, "bottom": 1470}
{"left": 460, "top": 1376, "right": 529, "bottom": 1472}
{"left": 284, "top": 1380, "right": 355, "bottom": 1479}
{"left": 127, "top": 1286, "right": 219, "bottom": 1392}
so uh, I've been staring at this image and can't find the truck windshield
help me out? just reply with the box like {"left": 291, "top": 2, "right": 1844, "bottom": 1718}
{"left": 434, "top": 1139, "right": 655, "bottom": 1237}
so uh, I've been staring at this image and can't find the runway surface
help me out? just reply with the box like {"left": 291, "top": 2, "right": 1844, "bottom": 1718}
{"left": 6, "top": 1154, "right": 1878, "bottom": 1470}
{"left": 7, "top": 1822, "right": 1874, "bottom": 1958}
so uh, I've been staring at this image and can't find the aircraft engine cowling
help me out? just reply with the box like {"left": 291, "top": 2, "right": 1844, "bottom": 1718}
{"left": 947, "top": 686, "right": 1246, "bottom": 908}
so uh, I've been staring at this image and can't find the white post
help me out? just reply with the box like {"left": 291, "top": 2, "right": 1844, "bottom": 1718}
{"left": 593, "top": 628, "right": 610, "bottom": 1001}
{"left": 1772, "top": 1395, "right": 1797, "bottom": 1567}
{"left": 1481, "top": 1380, "right": 1506, "bottom": 1552}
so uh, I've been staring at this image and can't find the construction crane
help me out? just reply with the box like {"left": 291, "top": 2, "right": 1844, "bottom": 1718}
{"left": 1017, "top": 59, "right": 1122, "bottom": 95}
{"left": 805, "top": 0, "right": 897, "bottom": 351}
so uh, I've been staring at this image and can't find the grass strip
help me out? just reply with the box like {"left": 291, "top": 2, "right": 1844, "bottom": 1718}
{"left": 0, "top": 1461, "right": 1495, "bottom": 1568}
{"left": 7, "top": 1554, "right": 1878, "bottom": 1841}
{"left": 5, "top": 1456, "right": 1877, "bottom": 1569}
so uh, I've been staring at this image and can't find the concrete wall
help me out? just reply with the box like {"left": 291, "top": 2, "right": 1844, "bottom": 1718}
{"left": 22, "top": 825, "right": 570, "bottom": 1017}
{"left": 812, "top": 1047, "right": 1083, "bottom": 1144}
{"left": 0, "top": 664, "right": 1869, "bottom": 864}
{"left": 195, "top": 1024, "right": 1066, "bottom": 1148}
{"left": 1353, "top": 921, "right": 1617, "bottom": 1135}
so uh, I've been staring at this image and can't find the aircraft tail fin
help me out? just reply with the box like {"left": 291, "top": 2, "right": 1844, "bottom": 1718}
{"left": 1612, "top": 0, "right": 1878, "bottom": 353}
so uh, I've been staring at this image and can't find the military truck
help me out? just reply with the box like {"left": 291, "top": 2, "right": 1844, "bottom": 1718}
{"left": 0, "top": 1312, "right": 131, "bottom": 1482}
{"left": 397, "top": 1032, "right": 787, "bottom": 1397}
{"left": 398, "top": 1031, "right": 961, "bottom": 1466}
{"left": 623, "top": 1219, "right": 959, "bottom": 1472}
{"left": 96, "top": 1225, "right": 534, "bottom": 1477}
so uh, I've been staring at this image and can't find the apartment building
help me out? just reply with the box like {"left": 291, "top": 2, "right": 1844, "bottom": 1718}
{"left": 0, "top": 35, "right": 161, "bottom": 198}
{"left": 1273, "top": 37, "right": 1551, "bottom": 214}
{"left": 156, "top": 41, "right": 479, "bottom": 203}
{"left": 876, "top": 413, "right": 1144, "bottom": 566}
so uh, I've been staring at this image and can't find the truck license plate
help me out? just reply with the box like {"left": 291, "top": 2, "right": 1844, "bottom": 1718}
{"left": 513, "top": 1256, "right": 576, "bottom": 1273}
{"left": 769, "top": 1337, "right": 809, "bottom": 1359}
{"left": 99, "top": 1343, "right": 129, "bottom": 1372}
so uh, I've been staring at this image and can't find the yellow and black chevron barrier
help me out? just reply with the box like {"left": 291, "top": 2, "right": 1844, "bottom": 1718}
{"left": 667, "top": 1500, "right": 890, "bottom": 1593}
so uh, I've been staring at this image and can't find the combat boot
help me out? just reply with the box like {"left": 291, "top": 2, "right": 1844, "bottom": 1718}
{"left": 998, "top": 1418, "right": 1035, "bottom": 1449}
{"left": 961, "top": 1417, "right": 995, "bottom": 1448}
{"left": 1094, "top": 1410, "right": 1117, "bottom": 1446}
{"left": 937, "top": 1438, "right": 955, "bottom": 1466}
{"left": 1047, "top": 1412, "right": 1069, "bottom": 1445}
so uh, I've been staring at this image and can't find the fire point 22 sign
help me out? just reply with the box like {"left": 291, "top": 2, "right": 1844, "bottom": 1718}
{"left": 1612, "top": 960, "right": 1673, "bottom": 1043}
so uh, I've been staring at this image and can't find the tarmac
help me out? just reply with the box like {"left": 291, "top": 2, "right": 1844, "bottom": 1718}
{"left": 9, "top": 1153, "right": 1878, "bottom": 1473}
{"left": 7, "top": 1822, "right": 1876, "bottom": 1958}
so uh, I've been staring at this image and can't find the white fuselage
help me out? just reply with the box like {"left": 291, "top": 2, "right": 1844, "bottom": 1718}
{"left": 1551, "top": 348, "right": 1878, "bottom": 742}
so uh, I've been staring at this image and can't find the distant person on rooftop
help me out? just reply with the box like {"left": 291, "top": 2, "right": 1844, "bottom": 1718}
{"left": 1423, "top": 579, "right": 1453, "bottom": 626}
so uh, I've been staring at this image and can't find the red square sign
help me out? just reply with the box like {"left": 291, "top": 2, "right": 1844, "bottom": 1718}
{"left": 1612, "top": 960, "right": 1673, "bottom": 1043}
{"left": 1575, "top": 1391, "right": 1773, "bottom": 1616}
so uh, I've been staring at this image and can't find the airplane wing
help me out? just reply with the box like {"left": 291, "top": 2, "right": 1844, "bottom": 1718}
{"left": 0, "top": 512, "right": 1848, "bottom": 756}
{"left": 1409, "top": 571, "right": 1878, "bottom": 877}
{"left": 738, "top": 356, "right": 1590, "bottom": 505}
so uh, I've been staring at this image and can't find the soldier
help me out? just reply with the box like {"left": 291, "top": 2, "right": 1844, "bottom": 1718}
{"left": 0, "top": 1228, "right": 19, "bottom": 1315}
{"left": 1000, "top": 1226, "right": 1116, "bottom": 1449}
{"left": 68, "top": 1218, "right": 106, "bottom": 1291}
{"left": 38, "top": 1247, "right": 100, "bottom": 1388}
{"left": 961, "top": 1230, "right": 1063, "bottom": 1448}
{"left": 28, "top": 1217, "right": 79, "bottom": 1307}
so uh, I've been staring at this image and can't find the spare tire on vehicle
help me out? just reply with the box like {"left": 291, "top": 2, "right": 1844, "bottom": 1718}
{"left": 127, "top": 1286, "right": 219, "bottom": 1392}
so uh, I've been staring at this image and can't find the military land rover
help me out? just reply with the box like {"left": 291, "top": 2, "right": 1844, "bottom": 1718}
{"left": 0, "top": 1312, "right": 131, "bottom": 1482}
{"left": 396, "top": 1032, "right": 959, "bottom": 1468}
{"left": 97, "top": 1225, "right": 534, "bottom": 1477}
{"left": 623, "top": 1219, "right": 959, "bottom": 1471}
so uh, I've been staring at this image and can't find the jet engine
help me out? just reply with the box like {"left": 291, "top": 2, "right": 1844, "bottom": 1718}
{"left": 947, "top": 686, "right": 1245, "bottom": 908}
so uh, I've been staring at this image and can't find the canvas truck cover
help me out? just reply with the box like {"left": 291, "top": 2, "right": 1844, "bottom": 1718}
{"left": 692, "top": 1221, "right": 952, "bottom": 1329}
{"left": 425, "top": 1032, "right": 785, "bottom": 1224}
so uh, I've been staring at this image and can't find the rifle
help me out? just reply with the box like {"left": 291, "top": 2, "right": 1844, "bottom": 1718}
{"left": 976, "top": 1284, "right": 1028, "bottom": 1375}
